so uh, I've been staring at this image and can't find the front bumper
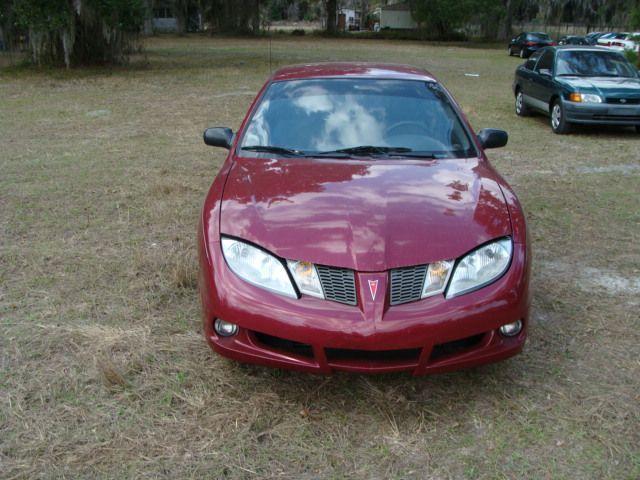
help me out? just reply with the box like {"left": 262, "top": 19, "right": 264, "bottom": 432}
{"left": 564, "top": 99, "right": 640, "bottom": 126}
{"left": 199, "top": 241, "right": 531, "bottom": 376}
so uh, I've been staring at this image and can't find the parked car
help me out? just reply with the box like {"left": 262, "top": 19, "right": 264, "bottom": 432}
{"left": 597, "top": 32, "right": 640, "bottom": 52}
{"left": 513, "top": 46, "right": 640, "bottom": 134}
{"left": 558, "top": 35, "right": 588, "bottom": 46}
{"left": 585, "top": 31, "right": 606, "bottom": 45}
{"left": 199, "top": 63, "right": 530, "bottom": 375}
{"left": 508, "top": 32, "right": 555, "bottom": 58}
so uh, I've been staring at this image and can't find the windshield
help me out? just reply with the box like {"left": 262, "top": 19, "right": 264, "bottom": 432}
{"left": 556, "top": 50, "right": 637, "bottom": 78}
{"left": 240, "top": 78, "right": 476, "bottom": 158}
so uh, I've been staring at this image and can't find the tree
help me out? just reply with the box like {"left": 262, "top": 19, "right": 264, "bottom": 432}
{"left": 201, "top": 0, "right": 262, "bottom": 34}
{"left": 174, "top": 0, "right": 189, "bottom": 35}
{"left": 325, "top": 0, "right": 336, "bottom": 33}
{"left": 9, "top": 0, "right": 145, "bottom": 67}
{"left": 409, "top": 0, "right": 479, "bottom": 38}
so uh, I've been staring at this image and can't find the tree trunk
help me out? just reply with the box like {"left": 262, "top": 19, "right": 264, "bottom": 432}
{"left": 326, "top": 0, "right": 337, "bottom": 33}
{"left": 252, "top": 0, "right": 260, "bottom": 33}
{"left": 498, "top": 0, "right": 513, "bottom": 41}
{"left": 176, "top": 1, "right": 187, "bottom": 35}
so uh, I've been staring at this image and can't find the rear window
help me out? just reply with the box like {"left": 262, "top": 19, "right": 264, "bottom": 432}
{"left": 527, "top": 33, "right": 550, "bottom": 41}
{"left": 603, "top": 33, "right": 627, "bottom": 40}
{"left": 240, "top": 78, "right": 476, "bottom": 159}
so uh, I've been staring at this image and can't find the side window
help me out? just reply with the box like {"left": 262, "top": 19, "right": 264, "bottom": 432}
{"left": 524, "top": 51, "right": 542, "bottom": 70}
{"left": 535, "top": 50, "right": 554, "bottom": 73}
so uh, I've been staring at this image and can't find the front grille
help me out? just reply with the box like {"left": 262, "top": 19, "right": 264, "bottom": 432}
{"left": 389, "top": 265, "right": 427, "bottom": 305}
{"left": 605, "top": 97, "right": 640, "bottom": 105}
{"left": 430, "top": 334, "right": 485, "bottom": 361}
{"left": 593, "top": 114, "right": 640, "bottom": 121}
{"left": 325, "top": 347, "right": 421, "bottom": 364}
{"left": 316, "top": 265, "right": 357, "bottom": 306}
{"left": 253, "top": 332, "right": 314, "bottom": 358}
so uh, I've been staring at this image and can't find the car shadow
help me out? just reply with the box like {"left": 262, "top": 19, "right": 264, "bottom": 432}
{"left": 524, "top": 113, "right": 639, "bottom": 138}
{"left": 225, "top": 291, "right": 567, "bottom": 427}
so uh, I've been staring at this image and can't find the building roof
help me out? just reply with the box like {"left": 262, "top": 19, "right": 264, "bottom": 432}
{"left": 270, "top": 62, "right": 436, "bottom": 82}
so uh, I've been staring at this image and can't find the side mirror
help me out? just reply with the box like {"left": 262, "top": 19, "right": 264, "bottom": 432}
{"left": 478, "top": 128, "right": 508, "bottom": 149}
{"left": 203, "top": 127, "right": 233, "bottom": 149}
{"left": 539, "top": 68, "right": 552, "bottom": 77}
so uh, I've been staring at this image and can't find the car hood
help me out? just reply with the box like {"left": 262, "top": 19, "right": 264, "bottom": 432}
{"left": 220, "top": 156, "right": 512, "bottom": 271}
{"left": 557, "top": 76, "right": 640, "bottom": 97}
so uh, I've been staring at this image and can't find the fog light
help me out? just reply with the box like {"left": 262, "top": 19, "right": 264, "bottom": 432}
{"left": 214, "top": 319, "right": 238, "bottom": 337}
{"left": 499, "top": 320, "right": 523, "bottom": 337}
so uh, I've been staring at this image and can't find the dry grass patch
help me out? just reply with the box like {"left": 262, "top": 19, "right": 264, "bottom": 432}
{"left": 1, "top": 35, "right": 639, "bottom": 479}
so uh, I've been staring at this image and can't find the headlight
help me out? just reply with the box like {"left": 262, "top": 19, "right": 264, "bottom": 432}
{"left": 421, "top": 260, "right": 454, "bottom": 298}
{"left": 287, "top": 260, "right": 324, "bottom": 299}
{"left": 221, "top": 237, "right": 296, "bottom": 298}
{"left": 568, "top": 93, "right": 602, "bottom": 103}
{"left": 446, "top": 238, "right": 512, "bottom": 298}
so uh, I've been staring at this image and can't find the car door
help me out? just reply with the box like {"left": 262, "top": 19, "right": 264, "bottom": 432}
{"left": 528, "top": 48, "right": 556, "bottom": 112}
{"left": 518, "top": 50, "right": 543, "bottom": 104}
{"left": 513, "top": 33, "right": 524, "bottom": 54}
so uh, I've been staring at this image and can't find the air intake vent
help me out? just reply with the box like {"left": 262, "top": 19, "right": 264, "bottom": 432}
{"left": 316, "top": 265, "right": 357, "bottom": 306}
{"left": 390, "top": 265, "right": 427, "bottom": 305}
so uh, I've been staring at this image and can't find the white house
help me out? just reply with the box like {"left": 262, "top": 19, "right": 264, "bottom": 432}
{"left": 152, "top": 3, "right": 178, "bottom": 32}
{"left": 375, "top": 2, "right": 417, "bottom": 30}
{"left": 338, "top": 8, "right": 362, "bottom": 31}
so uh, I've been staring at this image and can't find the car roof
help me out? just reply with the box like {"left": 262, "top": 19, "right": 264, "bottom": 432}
{"left": 270, "top": 62, "right": 437, "bottom": 82}
{"left": 546, "top": 45, "right": 618, "bottom": 53}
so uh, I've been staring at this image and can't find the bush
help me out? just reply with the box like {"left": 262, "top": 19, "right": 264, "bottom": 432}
{"left": 291, "top": 29, "right": 305, "bottom": 36}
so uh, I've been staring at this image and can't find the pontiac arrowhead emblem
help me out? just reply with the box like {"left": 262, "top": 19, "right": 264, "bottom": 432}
{"left": 620, "top": 98, "right": 627, "bottom": 104}
{"left": 368, "top": 280, "right": 379, "bottom": 301}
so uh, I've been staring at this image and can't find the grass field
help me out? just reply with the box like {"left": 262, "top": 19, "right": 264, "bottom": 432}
{"left": 1, "top": 35, "right": 639, "bottom": 479}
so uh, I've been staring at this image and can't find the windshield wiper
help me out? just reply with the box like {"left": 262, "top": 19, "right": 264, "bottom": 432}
{"left": 315, "top": 146, "right": 442, "bottom": 159}
{"left": 241, "top": 145, "right": 307, "bottom": 156}
{"left": 558, "top": 73, "right": 624, "bottom": 78}
{"left": 316, "top": 145, "right": 413, "bottom": 156}
{"left": 387, "top": 151, "right": 439, "bottom": 159}
{"left": 242, "top": 145, "right": 439, "bottom": 160}
{"left": 588, "top": 74, "right": 624, "bottom": 77}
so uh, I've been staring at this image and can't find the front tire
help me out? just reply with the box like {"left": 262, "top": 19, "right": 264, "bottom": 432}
{"left": 515, "top": 89, "right": 530, "bottom": 116}
{"left": 520, "top": 48, "right": 526, "bottom": 58}
{"left": 508, "top": 46, "right": 513, "bottom": 56}
{"left": 551, "top": 100, "right": 571, "bottom": 134}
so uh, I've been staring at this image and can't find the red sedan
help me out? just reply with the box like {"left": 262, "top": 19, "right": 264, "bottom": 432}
{"left": 198, "top": 63, "right": 530, "bottom": 375}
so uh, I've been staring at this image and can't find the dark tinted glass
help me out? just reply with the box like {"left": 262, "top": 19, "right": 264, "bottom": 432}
{"left": 556, "top": 50, "right": 637, "bottom": 78}
{"left": 241, "top": 79, "right": 475, "bottom": 158}
{"left": 535, "top": 50, "right": 554, "bottom": 71}
{"left": 524, "top": 50, "right": 542, "bottom": 70}
{"left": 566, "top": 37, "right": 587, "bottom": 45}
{"left": 527, "top": 33, "right": 550, "bottom": 41}
{"left": 610, "top": 33, "right": 627, "bottom": 39}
